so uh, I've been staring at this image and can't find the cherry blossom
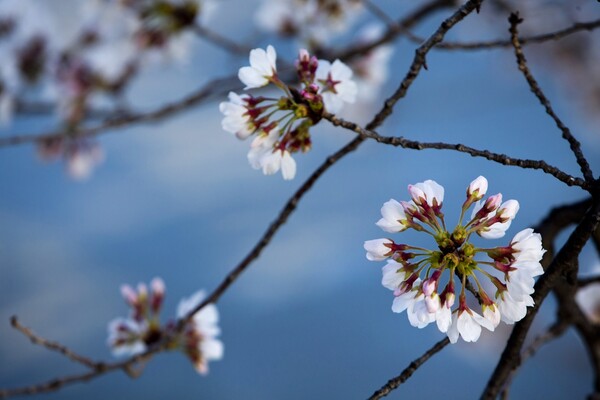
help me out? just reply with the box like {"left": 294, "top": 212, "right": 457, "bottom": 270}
{"left": 238, "top": 45, "right": 278, "bottom": 89}
{"left": 221, "top": 46, "right": 356, "bottom": 180}
{"left": 365, "top": 177, "right": 545, "bottom": 343}
{"left": 316, "top": 59, "right": 357, "bottom": 113}
{"left": 177, "top": 291, "right": 224, "bottom": 374}
{"left": 107, "top": 278, "right": 224, "bottom": 374}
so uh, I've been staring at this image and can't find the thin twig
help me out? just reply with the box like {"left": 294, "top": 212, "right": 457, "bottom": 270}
{"left": 0, "top": 74, "right": 240, "bottom": 148}
{"left": 368, "top": 338, "right": 450, "bottom": 400}
{"left": 328, "top": 0, "right": 456, "bottom": 61}
{"left": 323, "top": 113, "right": 589, "bottom": 190}
{"left": 509, "top": 12, "right": 595, "bottom": 184}
{"left": 365, "top": 0, "right": 483, "bottom": 130}
{"left": 10, "top": 316, "right": 99, "bottom": 370}
{"left": 411, "top": 19, "right": 600, "bottom": 50}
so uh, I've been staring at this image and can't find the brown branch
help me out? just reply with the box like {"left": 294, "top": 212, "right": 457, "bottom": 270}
{"left": 323, "top": 113, "right": 589, "bottom": 190}
{"left": 508, "top": 12, "right": 595, "bottom": 184}
{"left": 10, "top": 316, "right": 99, "bottom": 370}
{"left": 0, "top": 349, "right": 152, "bottom": 398}
{"left": 365, "top": 0, "right": 483, "bottom": 131}
{"left": 412, "top": 19, "right": 600, "bottom": 50}
{"left": 368, "top": 338, "right": 450, "bottom": 400}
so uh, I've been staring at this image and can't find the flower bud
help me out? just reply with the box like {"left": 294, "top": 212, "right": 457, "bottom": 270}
{"left": 497, "top": 199, "right": 519, "bottom": 221}
{"left": 467, "top": 176, "right": 488, "bottom": 201}
{"left": 364, "top": 238, "right": 393, "bottom": 261}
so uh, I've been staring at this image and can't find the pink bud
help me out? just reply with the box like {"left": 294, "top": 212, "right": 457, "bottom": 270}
{"left": 120, "top": 285, "right": 137, "bottom": 305}
{"left": 422, "top": 279, "right": 435, "bottom": 296}
{"left": 475, "top": 193, "right": 502, "bottom": 220}
{"left": 408, "top": 184, "right": 426, "bottom": 206}
{"left": 150, "top": 277, "right": 166, "bottom": 313}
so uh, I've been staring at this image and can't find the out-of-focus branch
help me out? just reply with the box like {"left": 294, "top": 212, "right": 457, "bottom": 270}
{"left": 368, "top": 338, "right": 450, "bottom": 400}
{"left": 192, "top": 24, "right": 251, "bottom": 55}
{"left": 10, "top": 316, "right": 99, "bottom": 370}
{"left": 323, "top": 113, "right": 589, "bottom": 190}
{"left": 411, "top": 19, "right": 600, "bottom": 50}
{"left": 509, "top": 12, "right": 595, "bottom": 184}
{"left": 0, "top": 74, "right": 241, "bottom": 148}
{"left": 327, "top": 0, "right": 457, "bottom": 61}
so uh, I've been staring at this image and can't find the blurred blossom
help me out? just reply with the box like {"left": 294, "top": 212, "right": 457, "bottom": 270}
{"left": 347, "top": 24, "right": 393, "bottom": 102}
{"left": 37, "top": 137, "right": 104, "bottom": 181}
{"left": 176, "top": 291, "right": 224, "bottom": 374}
{"left": 254, "top": 0, "right": 363, "bottom": 46}
{"left": 365, "top": 177, "right": 545, "bottom": 343}
{"left": 107, "top": 278, "right": 224, "bottom": 374}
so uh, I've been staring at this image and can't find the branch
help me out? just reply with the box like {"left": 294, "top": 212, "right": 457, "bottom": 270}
{"left": 192, "top": 24, "right": 251, "bottom": 55}
{"left": 0, "top": 74, "right": 241, "bottom": 148}
{"left": 323, "top": 113, "right": 589, "bottom": 190}
{"left": 10, "top": 316, "right": 99, "bottom": 370}
{"left": 368, "top": 338, "right": 450, "bottom": 400}
{"left": 508, "top": 12, "right": 595, "bottom": 184}
{"left": 412, "top": 19, "right": 600, "bottom": 51}
{"left": 365, "top": 0, "right": 483, "bottom": 131}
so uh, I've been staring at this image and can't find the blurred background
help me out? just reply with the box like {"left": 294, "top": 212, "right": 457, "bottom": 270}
{"left": 1, "top": 0, "right": 600, "bottom": 398}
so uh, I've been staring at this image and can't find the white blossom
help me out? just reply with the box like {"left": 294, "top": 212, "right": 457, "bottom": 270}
{"left": 408, "top": 180, "right": 444, "bottom": 208}
{"left": 220, "top": 92, "right": 254, "bottom": 139}
{"left": 376, "top": 199, "right": 410, "bottom": 233}
{"left": 177, "top": 290, "right": 224, "bottom": 374}
{"left": 316, "top": 59, "right": 357, "bottom": 113}
{"left": 364, "top": 238, "right": 392, "bottom": 261}
{"left": 238, "top": 45, "right": 277, "bottom": 89}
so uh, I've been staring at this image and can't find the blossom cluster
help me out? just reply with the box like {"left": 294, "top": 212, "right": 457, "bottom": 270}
{"left": 220, "top": 45, "right": 357, "bottom": 179}
{"left": 107, "top": 277, "right": 223, "bottom": 374}
{"left": 0, "top": 0, "right": 215, "bottom": 178}
{"left": 365, "top": 177, "right": 545, "bottom": 343}
{"left": 255, "top": 0, "right": 363, "bottom": 46}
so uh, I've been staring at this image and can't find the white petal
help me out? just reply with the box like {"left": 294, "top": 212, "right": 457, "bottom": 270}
{"left": 238, "top": 66, "right": 269, "bottom": 89}
{"left": 281, "top": 151, "right": 296, "bottom": 180}
{"left": 436, "top": 306, "right": 452, "bottom": 333}
{"left": 381, "top": 260, "right": 404, "bottom": 291}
